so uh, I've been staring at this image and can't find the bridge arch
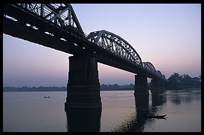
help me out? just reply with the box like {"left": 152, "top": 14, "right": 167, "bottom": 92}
{"left": 142, "top": 62, "right": 156, "bottom": 74}
{"left": 156, "top": 70, "right": 165, "bottom": 79}
{"left": 87, "top": 30, "right": 142, "bottom": 66}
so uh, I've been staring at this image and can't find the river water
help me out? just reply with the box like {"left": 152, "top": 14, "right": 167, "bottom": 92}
{"left": 3, "top": 89, "right": 201, "bottom": 132}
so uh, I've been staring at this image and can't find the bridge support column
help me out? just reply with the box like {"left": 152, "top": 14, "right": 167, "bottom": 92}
{"left": 65, "top": 54, "right": 102, "bottom": 109}
{"left": 134, "top": 74, "right": 149, "bottom": 95}
{"left": 151, "top": 79, "right": 165, "bottom": 94}
{"left": 160, "top": 80, "right": 165, "bottom": 91}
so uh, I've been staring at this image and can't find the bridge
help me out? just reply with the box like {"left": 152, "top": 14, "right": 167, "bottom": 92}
{"left": 3, "top": 3, "right": 167, "bottom": 109}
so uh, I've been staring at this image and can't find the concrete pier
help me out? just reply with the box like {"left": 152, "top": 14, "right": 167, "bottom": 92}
{"left": 65, "top": 54, "right": 102, "bottom": 109}
{"left": 150, "top": 79, "right": 165, "bottom": 94}
{"left": 134, "top": 74, "right": 149, "bottom": 95}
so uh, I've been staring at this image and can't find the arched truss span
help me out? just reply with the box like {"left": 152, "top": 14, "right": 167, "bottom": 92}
{"left": 156, "top": 70, "right": 165, "bottom": 79}
{"left": 156, "top": 70, "right": 162, "bottom": 77}
{"left": 15, "top": 3, "right": 84, "bottom": 34}
{"left": 87, "top": 30, "right": 142, "bottom": 66}
{"left": 142, "top": 62, "right": 156, "bottom": 74}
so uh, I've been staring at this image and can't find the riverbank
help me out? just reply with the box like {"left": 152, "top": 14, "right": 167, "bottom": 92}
{"left": 3, "top": 85, "right": 200, "bottom": 92}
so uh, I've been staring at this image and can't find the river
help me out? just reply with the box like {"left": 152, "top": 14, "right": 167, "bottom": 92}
{"left": 3, "top": 89, "right": 201, "bottom": 132}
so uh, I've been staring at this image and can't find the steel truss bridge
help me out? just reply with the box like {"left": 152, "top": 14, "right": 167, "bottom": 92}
{"left": 3, "top": 3, "right": 166, "bottom": 81}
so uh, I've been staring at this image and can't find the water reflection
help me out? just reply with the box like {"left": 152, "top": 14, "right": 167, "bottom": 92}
{"left": 3, "top": 90, "right": 200, "bottom": 132}
{"left": 65, "top": 108, "right": 101, "bottom": 132}
{"left": 151, "top": 94, "right": 166, "bottom": 116}
{"left": 64, "top": 90, "right": 200, "bottom": 132}
{"left": 131, "top": 94, "right": 151, "bottom": 132}
{"left": 112, "top": 93, "right": 166, "bottom": 132}
{"left": 65, "top": 92, "right": 167, "bottom": 132}
{"left": 152, "top": 94, "right": 166, "bottom": 107}
{"left": 168, "top": 90, "right": 201, "bottom": 105}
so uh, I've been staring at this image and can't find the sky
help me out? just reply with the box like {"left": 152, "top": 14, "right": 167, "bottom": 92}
{"left": 3, "top": 4, "right": 201, "bottom": 87}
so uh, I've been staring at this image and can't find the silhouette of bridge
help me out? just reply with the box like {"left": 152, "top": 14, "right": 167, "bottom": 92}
{"left": 3, "top": 3, "right": 167, "bottom": 109}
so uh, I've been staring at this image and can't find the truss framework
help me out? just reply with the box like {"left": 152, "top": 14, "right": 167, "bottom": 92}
{"left": 87, "top": 30, "right": 143, "bottom": 67}
{"left": 143, "top": 62, "right": 156, "bottom": 74}
{"left": 15, "top": 3, "right": 84, "bottom": 34}
{"left": 3, "top": 3, "right": 166, "bottom": 80}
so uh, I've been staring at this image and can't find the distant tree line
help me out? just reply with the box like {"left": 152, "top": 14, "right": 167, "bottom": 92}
{"left": 3, "top": 86, "right": 66, "bottom": 92}
{"left": 100, "top": 83, "right": 134, "bottom": 90}
{"left": 165, "top": 73, "right": 201, "bottom": 90}
{"left": 3, "top": 84, "right": 135, "bottom": 92}
{"left": 3, "top": 73, "right": 201, "bottom": 92}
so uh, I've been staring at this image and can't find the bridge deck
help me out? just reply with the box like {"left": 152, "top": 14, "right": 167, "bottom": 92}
{"left": 3, "top": 4, "right": 166, "bottom": 81}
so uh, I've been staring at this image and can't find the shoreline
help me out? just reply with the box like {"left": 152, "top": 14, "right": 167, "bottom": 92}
{"left": 3, "top": 87, "right": 200, "bottom": 92}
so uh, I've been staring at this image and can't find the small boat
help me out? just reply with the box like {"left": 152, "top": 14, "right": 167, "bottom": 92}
{"left": 141, "top": 114, "right": 166, "bottom": 119}
{"left": 44, "top": 96, "right": 50, "bottom": 98}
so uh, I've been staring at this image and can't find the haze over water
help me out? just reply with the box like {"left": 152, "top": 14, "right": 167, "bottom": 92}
{"left": 3, "top": 89, "right": 201, "bottom": 132}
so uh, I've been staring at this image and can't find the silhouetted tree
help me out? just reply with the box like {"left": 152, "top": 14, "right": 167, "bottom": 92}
{"left": 180, "top": 74, "right": 193, "bottom": 86}
{"left": 166, "top": 73, "right": 201, "bottom": 90}
{"left": 167, "top": 73, "right": 182, "bottom": 90}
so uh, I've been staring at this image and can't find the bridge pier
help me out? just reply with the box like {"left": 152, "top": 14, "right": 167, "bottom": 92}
{"left": 134, "top": 74, "right": 149, "bottom": 95}
{"left": 65, "top": 54, "right": 102, "bottom": 109}
{"left": 66, "top": 108, "right": 101, "bottom": 132}
{"left": 150, "top": 79, "right": 165, "bottom": 94}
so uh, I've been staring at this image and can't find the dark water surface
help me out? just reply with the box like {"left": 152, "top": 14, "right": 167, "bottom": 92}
{"left": 3, "top": 90, "right": 201, "bottom": 132}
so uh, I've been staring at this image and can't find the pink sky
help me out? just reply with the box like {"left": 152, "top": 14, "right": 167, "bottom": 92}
{"left": 3, "top": 4, "right": 201, "bottom": 86}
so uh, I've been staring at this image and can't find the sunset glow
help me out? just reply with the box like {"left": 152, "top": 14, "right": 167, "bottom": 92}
{"left": 3, "top": 4, "right": 201, "bottom": 87}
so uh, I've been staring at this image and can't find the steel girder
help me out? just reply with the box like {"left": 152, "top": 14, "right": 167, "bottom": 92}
{"left": 142, "top": 62, "right": 156, "bottom": 74}
{"left": 3, "top": 3, "right": 166, "bottom": 81}
{"left": 143, "top": 62, "right": 165, "bottom": 79}
{"left": 156, "top": 70, "right": 165, "bottom": 79}
{"left": 11, "top": 3, "right": 84, "bottom": 35}
{"left": 87, "top": 30, "right": 143, "bottom": 67}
